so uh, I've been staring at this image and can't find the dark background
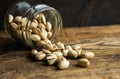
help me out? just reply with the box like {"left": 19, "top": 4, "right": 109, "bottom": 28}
{"left": 0, "top": 0, "right": 120, "bottom": 30}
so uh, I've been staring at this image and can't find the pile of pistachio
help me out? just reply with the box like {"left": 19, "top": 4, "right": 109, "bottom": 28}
{"left": 8, "top": 13, "right": 52, "bottom": 44}
{"left": 8, "top": 13, "right": 95, "bottom": 70}
{"left": 32, "top": 43, "right": 95, "bottom": 70}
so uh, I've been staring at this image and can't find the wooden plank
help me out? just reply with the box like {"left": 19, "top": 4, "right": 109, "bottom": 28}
{"left": 0, "top": 25, "right": 120, "bottom": 79}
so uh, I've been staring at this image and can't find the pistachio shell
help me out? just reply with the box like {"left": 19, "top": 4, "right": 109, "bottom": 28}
{"left": 21, "top": 17, "right": 28, "bottom": 27}
{"left": 68, "top": 50, "right": 78, "bottom": 58}
{"left": 30, "top": 34, "right": 41, "bottom": 42}
{"left": 47, "top": 32, "right": 53, "bottom": 39}
{"left": 77, "top": 58, "right": 90, "bottom": 67}
{"left": 35, "top": 51, "right": 46, "bottom": 60}
{"left": 42, "top": 49, "right": 51, "bottom": 54}
{"left": 10, "top": 23, "right": 18, "bottom": 29}
{"left": 62, "top": 49, "right": 69, "bottom": 57}
{"left": 81, "top": 52, "right": 95, "bottom": 59}
{"left": 38, "top": 23, "right": 46, "bottom": 29}
{"left": 58, "top": 59, "right": 70, "bottom": 69}
{"left": 31, "top": 49, "right": 38, "bottom": 55}
{"left": 15, "top": 16, "right": 22, "bottom": 23}
{"left": 38, "top": 13, "right": 46, "bottom": 25}
{"left": 40, "top": 32, "right": 47, "bottom": 40}
{"left": 8, "top": 14, "right": 14, "bottom": 23}
{"left": 72, "top": 44, "right": 81, "bottom": 50}
{"left": 65, "top": 45, "right": 72, "bottom": 50}
{"left": 36, "top": 40, "right": 46, "bottom": 48}
{"left": 46, "top": 21, "right": 52, "bottom": 31}
{"left": 56, "top": 41, "right": 65, "bottom": 49}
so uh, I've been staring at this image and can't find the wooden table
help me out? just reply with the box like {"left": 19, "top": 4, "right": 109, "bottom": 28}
{"left": 0, "top": 25, "right": 120, "bottom": 79}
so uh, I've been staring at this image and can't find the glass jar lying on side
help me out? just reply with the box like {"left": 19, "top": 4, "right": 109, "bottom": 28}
{"left": 5, "top": 1, "right": 63, "bottom": 49}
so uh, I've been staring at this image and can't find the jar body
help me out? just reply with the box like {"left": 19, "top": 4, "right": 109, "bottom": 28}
{"left": 5, "top": 1, "right": 63, "bottom": 49}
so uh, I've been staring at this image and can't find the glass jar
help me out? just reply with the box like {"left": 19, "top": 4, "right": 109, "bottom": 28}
{"left": 5, "top": 1, "right": 63, "bottom": 49}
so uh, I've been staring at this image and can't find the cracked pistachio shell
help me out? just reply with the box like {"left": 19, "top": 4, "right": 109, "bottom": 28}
{"left": 35, "top": 51, "right": 46, "bottom": 60}
{"left": 56, "top": 41, "right": 65, "bottom": 49}
{"left": 68, "top": 50, "right": 78, "bottom": 59}
{"left": 38, "top": 13, "right": 46, "bottom": 25}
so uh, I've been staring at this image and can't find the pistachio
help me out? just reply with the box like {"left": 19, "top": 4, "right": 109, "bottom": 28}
{"left": 35, "top": 51, "right": 46, "bottom": 60}
{"left": 47, "top": 32, "right": 53, "bottom": 38}
{"left": 40, "top": 32, "right": 47, "bottom": 40}
{"left": 76, "top": 49, "right": 82, "bottom": 57}
{"left": 47, "top": 58, "right": 57, "bottom": 65}
{"left": 46, "top": 54, "right": 57, "bottom": 65}
{"left": 31, "top": 49, "right": 38, "bottom": 55}
{"left": 45, "top": 39, "right": 52, "bottom": 45}
{"left": 41, "top": 29, "right": 48, "bottom": 37}
{"left": 43, "top": 43, "right": 53, "bottom": 50}
{"left": 21, "top": 17, "right": 28, "bottom": 27}
{"left": 77, "top": 58, "right": 90, "bottom": 67}
{"left": 58, "top": 59, "right": 70, "bottom": 69}
{"left": 15, "top": 16, "right": 22, "bottom": 23}
{"left": 10, "top": 23, "right": 18, "bottom": 29}
{"left": 53, "top": 50, "right": 63, "bottom": 58}
{"left": 8, "top": 14, "right": 14, "bottom": 23}
{"left": 32, "top": 28, "right": 41, "bottom": 34}
{"left": 30, "top": 34, "right": 41, "bottom": 42}
{"left": 30, "top": 21, "right": 38, "bottom": 29}
{"left": 27, "top": 20, "right": 32, "bottom": 27}
{"left": 52, "top": 44, "right": 61, "bottom": 50}
{"left": 81, "top": 52, "right": 95, "bottom": 59}
{"left": 56, "top": 41, "right": 65, "bottom": 49}
{"left": 57, "top": 56, "right": 66, "bottom": 63}
{"left": 36, "top": 40, "right": 46, "bottom": 47}
{"left": 72, "top": 44, "right": 81, "bottom": 50}
{"left": 46, "top": 54, "right": 57, "bottom": 60}
{"left": 46, "top": 21, "right": 52, "bottom": 31}
{"left": 53, "top": 44, "right": 58, "bottom": 48}
{"left": 38, "top": 13, "right": 46, "bottom": 25}
{"left": 65, "top": 45, "right": 72, "bottom": 50}
{"left": 38, "top": 23, "right": 46, "bottom": 29}
{"left": 42, "top": 49, "right": 51, "bottom": 54}
{"left": 62, "top": 49, "right": 69, "bottom": 57}
{"left": 43, "top": 40, "right": 53, "bottom": 50}
{"left": 68, "top": 50, "right": 78, "bottom": 58}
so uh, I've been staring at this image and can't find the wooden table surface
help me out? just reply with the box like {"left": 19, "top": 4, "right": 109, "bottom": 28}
{"left": 0, "top": 25, "right": 120, "bottom": 79}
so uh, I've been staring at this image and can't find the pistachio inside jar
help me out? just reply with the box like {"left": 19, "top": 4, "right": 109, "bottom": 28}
{"left": 5, "top": 1, "right": 63, "bottom": 49}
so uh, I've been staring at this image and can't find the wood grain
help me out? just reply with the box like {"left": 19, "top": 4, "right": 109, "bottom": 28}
{"left": 0, "top": 25, "right": 120, "bottom": 79}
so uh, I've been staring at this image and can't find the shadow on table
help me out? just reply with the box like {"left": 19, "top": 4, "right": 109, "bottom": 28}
{"left": 0, "top": 35, "right": 30, "bottom": 55}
